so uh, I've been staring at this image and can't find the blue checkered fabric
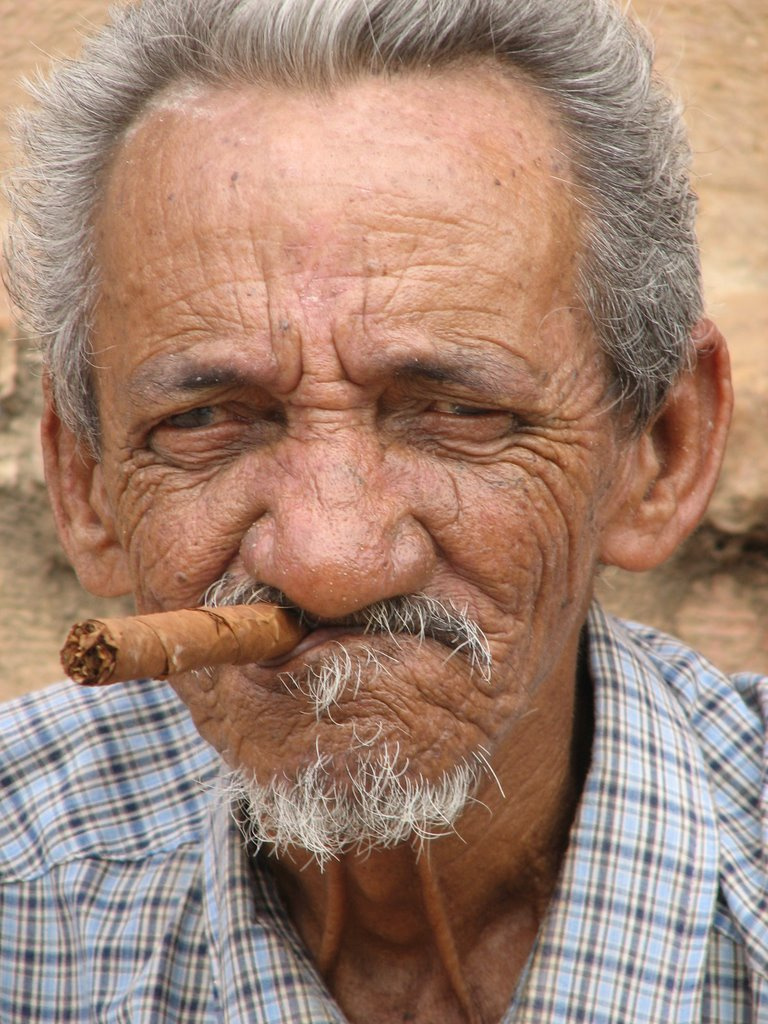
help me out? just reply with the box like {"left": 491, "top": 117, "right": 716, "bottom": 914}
{"left": 1, "top": 603, "right": 766, "bottom": 1022}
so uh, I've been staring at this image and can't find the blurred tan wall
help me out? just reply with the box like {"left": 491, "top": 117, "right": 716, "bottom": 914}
{"left": 0, "top": 0, "right": 766, "bottom": 700}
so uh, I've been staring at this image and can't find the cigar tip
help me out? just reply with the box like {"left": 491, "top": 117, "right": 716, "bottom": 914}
{"left": 60, "top": 619, "right": 118, "bottom": 686}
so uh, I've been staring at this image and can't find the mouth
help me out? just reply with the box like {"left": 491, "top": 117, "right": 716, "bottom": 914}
{"left": 258, "top": 624, "right": 367, "bottom": 667}
{"left": 202, "top": 581, "right": 493, "bottom": 682}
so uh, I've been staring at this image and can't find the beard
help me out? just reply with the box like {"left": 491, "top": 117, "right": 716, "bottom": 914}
{"left": 204, "top": 574, "right": 498, "bottom": 865}
{"left": 218, "top": 746, "right": 498, "bottom": 866}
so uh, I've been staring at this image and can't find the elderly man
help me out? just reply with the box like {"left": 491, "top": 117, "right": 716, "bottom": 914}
{"left": 1, "top": 0, "right": 765, "bottom": 1020}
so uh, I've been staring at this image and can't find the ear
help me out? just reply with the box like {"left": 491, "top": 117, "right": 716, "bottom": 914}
{"left": 600, "top": 320, "right": 733, "bottom": 571}
{"left": 41, "top": 380, "right": 132, "bottom": 597}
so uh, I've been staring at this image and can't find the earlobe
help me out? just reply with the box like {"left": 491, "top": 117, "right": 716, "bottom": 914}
{"left": 600, "top": 320, "right": 733, "bottom": 572}
{"left": 41, "top": 383, "right": 132, "bottom": 597}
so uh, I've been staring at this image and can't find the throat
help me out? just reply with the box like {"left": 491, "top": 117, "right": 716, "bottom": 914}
{"left": 261, "top": 640, "right": 594, "bottom": 1023}
{"left": 268, "top": 844, "right": 545, "bottom": 1024}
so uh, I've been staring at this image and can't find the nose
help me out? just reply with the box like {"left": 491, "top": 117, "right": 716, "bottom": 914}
{"left": 239, "top": 434, "right": 436, "bottom": 618}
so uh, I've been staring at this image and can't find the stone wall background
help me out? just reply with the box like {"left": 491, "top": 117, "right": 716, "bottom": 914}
{"left": 1, "top": 0, "right": 766, "bottom": 700}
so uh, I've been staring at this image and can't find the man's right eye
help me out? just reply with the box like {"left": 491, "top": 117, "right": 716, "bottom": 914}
{"left": 164, "top": 406, "right": 217, "bottom": 429}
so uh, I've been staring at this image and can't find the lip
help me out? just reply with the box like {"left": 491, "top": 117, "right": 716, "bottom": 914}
{"left": 258, "top": 625, "right": 366, "bottom": 667}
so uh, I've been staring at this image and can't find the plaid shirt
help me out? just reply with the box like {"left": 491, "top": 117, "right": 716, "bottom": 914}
{"left": 2, "top": 604, "right": 767, "bottom": 1022}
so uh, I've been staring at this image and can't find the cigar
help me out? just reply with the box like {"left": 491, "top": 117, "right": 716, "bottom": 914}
{"left": 61, "top": 604, "right": 306, "bottom": 686}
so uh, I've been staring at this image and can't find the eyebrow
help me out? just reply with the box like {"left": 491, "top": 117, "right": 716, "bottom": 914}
{"left": 127, "top": 363, "right": 250, "bottom": 403}
{"left": 394, "top": 356, "right": 535, "bottom": 400}
{"left": 170, "top": 368, "right": 242, "bottom": 392}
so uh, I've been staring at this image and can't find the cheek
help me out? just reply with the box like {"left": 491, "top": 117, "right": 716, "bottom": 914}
{"left": 436, "top": 452, "right": 603, "bottom": 611}
{"left": 433, "top": 464, "right": 600, "bottom": 709}
{"left": 109, "top": 463, "right": 257, "bottom": 611}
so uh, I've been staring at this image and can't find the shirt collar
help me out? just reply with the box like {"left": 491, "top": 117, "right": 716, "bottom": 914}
{"left": 508, "top": 603, "right": 721, "bottom": 1023}
{"left": 203, "top": 785, "right": 346, "bottom": 1022}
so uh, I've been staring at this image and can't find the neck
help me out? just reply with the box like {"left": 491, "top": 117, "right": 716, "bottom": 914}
{"left": 266, "top": 645, "right": 592, "bottom": 1023}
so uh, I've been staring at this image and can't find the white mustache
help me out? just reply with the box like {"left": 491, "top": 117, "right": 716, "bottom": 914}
{"left": 202, "top": 574, "right": 493, "bottom": 684}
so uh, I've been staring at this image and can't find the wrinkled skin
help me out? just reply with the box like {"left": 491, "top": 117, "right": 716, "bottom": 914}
{"left": 43, "top": 66, "right": 731, "bottom": 1023}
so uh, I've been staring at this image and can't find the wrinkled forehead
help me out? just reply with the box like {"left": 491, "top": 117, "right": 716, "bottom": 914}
{"left": 104, "top": 61, "right": 578, "bottom": 237}
{"left": 92, "top": 64, "right": 588, "bottom": 388}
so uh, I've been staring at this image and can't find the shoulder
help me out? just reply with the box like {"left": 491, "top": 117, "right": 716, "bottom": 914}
{"left": 589, "top": 604, "right": 766, "bottom": 746}
{"left": 0, "top": 678, "right": 219, "bottom": 881}
{"left": 610, "top": 613, "right": 767, "bottom": 754}
{"left": 611, "top": 612, "right": 767, "bottom": 860}
{"left": 587, "top": 605, "right": 766, "bottom": 829}
{"left": 590, "top": 605, "right": 768, "bottom": 983}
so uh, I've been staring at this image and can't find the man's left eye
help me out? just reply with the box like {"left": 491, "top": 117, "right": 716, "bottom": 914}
{"left": 164, "top": 406, "right": 218, "bottom": 429}
{"left": 418, "top": 398, "right": 519, "bottom": 446}
{"left": 429, "top": 400, "right": 500, "bottom": 417}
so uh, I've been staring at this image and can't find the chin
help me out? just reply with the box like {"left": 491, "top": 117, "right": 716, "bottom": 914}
{"left": 216, "top": 739, "right": 489, "bottom": 865}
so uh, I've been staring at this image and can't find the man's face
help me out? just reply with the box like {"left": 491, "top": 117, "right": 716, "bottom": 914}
{"left": 87, "top": 67, "right": 629, "bottom": 798}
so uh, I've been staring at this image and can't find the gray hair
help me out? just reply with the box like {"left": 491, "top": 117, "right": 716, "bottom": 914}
{"left": 4, "top": 0, "right": 701, "bottom": 449}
